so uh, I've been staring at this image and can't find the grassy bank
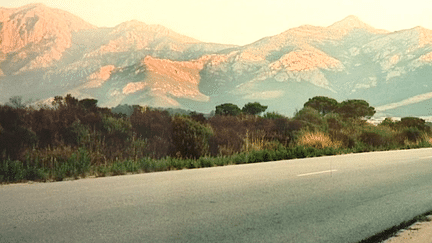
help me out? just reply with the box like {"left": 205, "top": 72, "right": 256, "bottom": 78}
{"left": 2, "top": 141, "right": 430, "bottom": 184}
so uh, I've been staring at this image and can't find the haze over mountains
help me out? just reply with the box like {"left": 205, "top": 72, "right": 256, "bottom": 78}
{"left": 1, "top": 3, "right": 432, "bottom": 117}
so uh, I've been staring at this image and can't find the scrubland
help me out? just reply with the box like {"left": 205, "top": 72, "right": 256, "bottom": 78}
{"left": 1, "top": 95, "right": 431, "bottom": 183}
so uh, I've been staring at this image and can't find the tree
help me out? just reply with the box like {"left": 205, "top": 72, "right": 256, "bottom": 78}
{"left": 64, "top": 94, "right": 79, "bottom": 107}
{"left": 242, "top": 102, "right": 268, "bottom": 116}
{"left": 52, "top": 94, "right": 79, "bottom": 109}
{"left": 5, "top": 96, "right": 27, "bottom": 109}
{"left": 263, "top": 112, "right": 286, "bottom": 119}
{"left": 79, "top": 99, "right": 98, "bottom": 110}
{"left": 336, "top": 99, "right": 375, "bottom": 119}
{"left": 303, "top": 96, "right": 338, "bottom": 115}
{"left": 52, "top": 96, "right": 65, "bottom": 108}
{"left": 215, "top": 103, "right": 241, "bottom": 116}
{"left": 189, "top": 111, "right": 207, "bottom": 123}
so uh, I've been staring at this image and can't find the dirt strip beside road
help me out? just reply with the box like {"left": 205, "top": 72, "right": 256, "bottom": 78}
{"left": 383, "top": 216, "right": 432, "bottom": 243}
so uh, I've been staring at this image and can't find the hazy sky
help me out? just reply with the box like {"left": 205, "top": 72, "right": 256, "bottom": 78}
{"left": 2, "top": 0, "right": 432, "bottom": 45}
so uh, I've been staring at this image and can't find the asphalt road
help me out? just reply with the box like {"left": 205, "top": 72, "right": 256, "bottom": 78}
{"left": 1, "top": 148, "right": 432, "bottom": 243}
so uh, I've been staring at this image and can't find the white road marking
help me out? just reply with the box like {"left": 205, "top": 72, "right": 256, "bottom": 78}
{"left": 297, "top": 170, "right": 338, "bottom": 177}
{"left": 419, "top": 156, "right": 432, "bottom": 159}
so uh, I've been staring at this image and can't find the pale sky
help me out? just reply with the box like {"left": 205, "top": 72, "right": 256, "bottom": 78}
{"left": 2, "top": 0, "right": 432, "bottom": 45}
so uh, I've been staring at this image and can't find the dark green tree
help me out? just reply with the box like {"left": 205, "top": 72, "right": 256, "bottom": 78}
{"left": 242, "top": 102, "right": 268, "bottom": 116}
{"left": 336, "top": 99, "right": 375, "bottom": 119}
{"left": 215, "top": 103, "right": 241, "bottom": 116}
{"left": 303, "top": 96, "right": 338, "bottom": 115}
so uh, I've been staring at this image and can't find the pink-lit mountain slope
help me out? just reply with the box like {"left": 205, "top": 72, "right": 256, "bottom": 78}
{"left": 1, "top": 4, "right": 432, "bottom": 117}
{"left": 0, "top": 3, "right": 96, "bottom": 74}
{"left": 0, "top": 4, "right": 235, "bottom": 107}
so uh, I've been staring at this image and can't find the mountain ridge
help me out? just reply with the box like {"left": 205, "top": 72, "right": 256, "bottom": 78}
{"left": 1, "top": 4, "right": 432, "bottom": 117}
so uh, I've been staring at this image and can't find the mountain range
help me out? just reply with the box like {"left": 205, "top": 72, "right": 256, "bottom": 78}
{"left": 1, "top": 3, "right": 432, "bottom": 117}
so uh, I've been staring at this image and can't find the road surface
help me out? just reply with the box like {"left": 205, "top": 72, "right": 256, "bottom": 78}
{"left": 1, "top": 148, "right": 432, "bottom": 242}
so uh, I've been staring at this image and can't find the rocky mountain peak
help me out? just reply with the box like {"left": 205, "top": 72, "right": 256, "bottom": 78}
{"left": 415, "top": 26, "right": 432, "bottom": 47}
{"left": 328, "top": 15, "right": 387, "bottom": 34}
{"left": 0, "top": 4, "right": 96, "bottom": 71}
{"left": 114, "top": 20, "right": 148, "bottom": 31}
{"left": 17, "top": 3, "right": 46, "bottom": 10}
{"left": 329, "top": 15, "right": 368, "bottom": 29}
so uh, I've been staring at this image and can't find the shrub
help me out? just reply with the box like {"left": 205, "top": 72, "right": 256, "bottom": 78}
{"left": 328, "top": 130, "right": 356, "bottom": 148}
{"left": 358, "top": 126, "right": 395, "bottom": 148}
{"left": 263, "top": 112, "right": 286, "bottom": 119}
{"left": 189, "top": 112, "right": 207, "bottom": 124}
{"left": 291, "top": 146, "right": 308, "bottom": 158}
{"left": 198, "top": 157, "right": 215, "bottom": 167}
{"left": 397, "top": 127, "right": 427, "bottom": 144}
{"left": 379, "top": 117, "right": 397, "bottom": 129}
{"left": 399, "top": 117, "right": 430, "bottom": 133}
{"left": 130, "top": 108, "right": 173, "bottom": 158}
{"left": 325, "top": 113, "right": 345, "bottom": 130}
{"left": 294, "top": 107, "right": 325, "bottom": 131}
{"left": 171, "top": 116, "right": 214, "bottom": 159}
{"left": 209, "top": 115, "right": 244, "bottom": 156}
{"left": 0, "top": 159, "right": 25, "bottom": 182}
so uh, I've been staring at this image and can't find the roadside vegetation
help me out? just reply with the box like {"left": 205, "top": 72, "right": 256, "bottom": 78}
{"left": 1, "top": 95, "right": 431, "bottom": 183}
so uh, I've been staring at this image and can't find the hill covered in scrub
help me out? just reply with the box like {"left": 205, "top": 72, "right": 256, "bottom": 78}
{"left": 2, "top": 4, "right": 432, "bottom": 117}
{"left": 1, "top": 95, "right": 431, "bottom": 183}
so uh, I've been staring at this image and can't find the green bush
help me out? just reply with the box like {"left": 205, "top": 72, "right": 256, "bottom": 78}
{"left": 294, "top": 107, "right": 325, "bottom": 131}
{"left": 359, "top": 126, "right": 395, "bottom": 148}
{"left": 263, "top": 112, "right": 286, "bottom": 119}
{"left": 51, "top": 148, "right": 91, "bottom": 180}
{"left": 399, "top": 117, "right": 431, "bottom": 134}
{"left": 0, "top": 159, "right": 25, "bottom": 182}
{"left": 198, "top": 157, "right": 215, "bottom": 167}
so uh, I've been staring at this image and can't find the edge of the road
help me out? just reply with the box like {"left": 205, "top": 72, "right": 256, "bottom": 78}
{"left": 358, "top": 210, "right": 432, "bottom": 243}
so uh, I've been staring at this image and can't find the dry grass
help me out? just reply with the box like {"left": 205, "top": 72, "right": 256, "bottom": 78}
{"left": 243, "top": 130, "right": 268, "bottom": 152}
{"left": 297, "top": 131, "right": 342, "bottom": 149}
{"left": 25, "top": 146, "right": 75, "bottom": 168}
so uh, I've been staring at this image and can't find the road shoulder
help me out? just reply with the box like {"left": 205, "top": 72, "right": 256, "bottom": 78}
{"left": 382, "top": 215, "right": 432, "bottom": 243}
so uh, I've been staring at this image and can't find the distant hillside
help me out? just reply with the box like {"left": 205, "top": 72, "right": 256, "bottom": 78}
{"left": 1, "top": 4, "right": 432, "bottom": 117}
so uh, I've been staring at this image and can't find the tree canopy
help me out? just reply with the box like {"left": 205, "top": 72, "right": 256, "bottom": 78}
{"left": 303, "top": 96, "right": 338, "bottom": 115}
{"left": 242, "top": 102, "right": 268, "bottom": 116}
{"left": 215, "top": 103, "right": 241, "bottom": 116}
{"left": 337, "top": 99, "right": 375, "bottom": 119}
